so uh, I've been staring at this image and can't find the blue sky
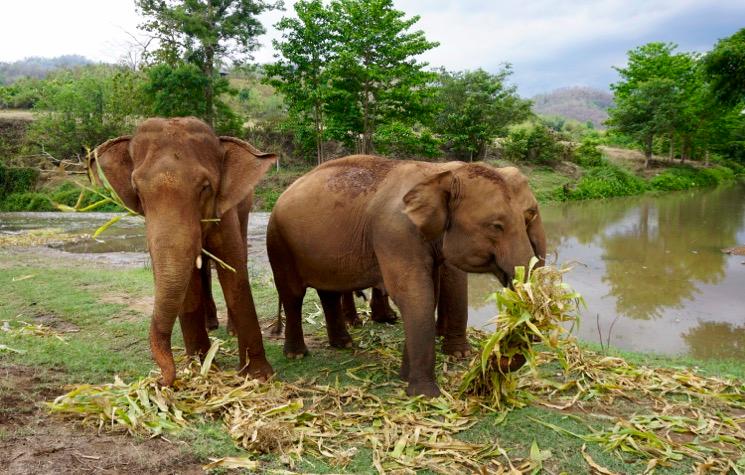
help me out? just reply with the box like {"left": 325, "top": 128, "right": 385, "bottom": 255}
{"left": 1, "top": 0, "right": 743, "bottom": 96}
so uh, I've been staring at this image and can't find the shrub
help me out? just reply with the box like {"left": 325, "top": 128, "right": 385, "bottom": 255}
{"left": 573, "top": 137, "right": 603, "bottom": 167}
{"left": 502, "top": 124, "right": 564, "bottom": 164}
{"left": 0, "top": 164, "right": 39, "bottom": 200}
{"left": 564, "top": 162, "right": 648, "bottom": 200}
{"left": 0, "top": 191, "right": 54, "bottom": 211}
{"left": 373, "top": 121, "right": 442, "bottom": 159}
{"left": 648, "top": 166, "right": 735, "bottom": 192}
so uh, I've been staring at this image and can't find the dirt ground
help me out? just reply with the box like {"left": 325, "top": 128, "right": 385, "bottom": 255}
{"left": 0, "top": 365, "right": 204, "bottom": 475}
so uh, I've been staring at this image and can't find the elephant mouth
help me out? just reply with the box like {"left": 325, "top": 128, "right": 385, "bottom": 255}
{"left": 492, "top": 264, "right": 510, "bottom": 288}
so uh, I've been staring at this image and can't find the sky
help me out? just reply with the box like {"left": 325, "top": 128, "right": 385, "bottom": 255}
{"left": 1, "top": 0, "right": 743, "bottom": 96}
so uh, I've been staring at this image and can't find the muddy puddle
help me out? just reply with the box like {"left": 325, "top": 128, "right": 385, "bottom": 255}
{"left": 2, "top": 183, "right": 744, "bottom": 359}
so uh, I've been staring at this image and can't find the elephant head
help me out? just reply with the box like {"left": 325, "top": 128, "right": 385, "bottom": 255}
{"left": 89, "top": 117, "right": 276, "bottom": 383}
{"left": 403, "top": 163, "right": 537, "bottom": 285}
{"left": 498, "top": 167, "right": 547, "bottom": 266}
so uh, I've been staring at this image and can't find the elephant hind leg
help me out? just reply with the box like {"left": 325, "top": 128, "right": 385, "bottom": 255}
{"left": 318, "top": 290, "right": 354, "bottom": 348}
{"left": 180, "top": 267, "right": 212, "bottom": 358}
{"left": 370, "top": 288, "right": 398, "bottom": 324}
{"left": 341, "top": 292, "right": 361, "bottom": 327}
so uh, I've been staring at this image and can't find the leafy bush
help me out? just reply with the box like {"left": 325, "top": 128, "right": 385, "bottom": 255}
{"left": 564, "top": 162, "right": 648, "bottom": 200}
{"left": 502, "top": 123, "right": 564, "bottom": 164}
{"left": 27, "top": 66, "right": 145, "bottom": 160}
{"left": 649, "top": 166, "right": 735, "bottom": 191}
{"left": 0, "top": 191, "right": 54, "bottom": 211}
{"left": 373, "top": 121, "right": 442, "bottom": 159}
{"left": 0, "top": 181, "right": 124, "bottom": 212}
{"left": 0, "top": 164, "right": 39, "bottom": 199}
{"left": 573, "top": 137, "right": 603, "bottom": 167}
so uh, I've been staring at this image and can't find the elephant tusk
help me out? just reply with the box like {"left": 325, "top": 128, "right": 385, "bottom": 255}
{"left": 196, "top": 255, "right": 202, "bottom": 269}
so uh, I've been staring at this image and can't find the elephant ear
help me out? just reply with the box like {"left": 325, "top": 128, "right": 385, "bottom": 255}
{"left": 217, "top": 137, "right": 278, "bottom": 217}
{"left": 403, "top": 171, "right": 455, "bottom": 241}
{"left": 88, "top": 136, "right": 142, "bottom": 214}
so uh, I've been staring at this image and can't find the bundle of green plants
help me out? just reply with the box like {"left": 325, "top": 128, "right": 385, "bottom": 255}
{"left": 459, "top": 258, "right": 584, "bottom": 408}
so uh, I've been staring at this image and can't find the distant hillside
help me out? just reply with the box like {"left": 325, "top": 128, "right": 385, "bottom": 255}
{"left": 532, "top": 86, "right": 614, "bottom": 129}
{"left": 0, "top": 55, "right": 93, "bottom": 84}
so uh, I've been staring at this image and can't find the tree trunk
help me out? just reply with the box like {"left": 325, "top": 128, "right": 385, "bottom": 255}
{"left": 204, "top": 47, "right": 215, "bottom": 127}
{"left": 313, "top": 102, "right": 323, "bottom": 165}
{"left": 668, "top": 135, "right": 674, "bottom": 161}
{"left": 644, "top": 136, "right": 653, "bottom": 169}
{"left": 362, "top": 80, "right": 371, "bottom": 154}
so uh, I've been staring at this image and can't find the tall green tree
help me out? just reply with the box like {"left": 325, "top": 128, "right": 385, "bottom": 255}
{"left": 266, "top": 0, "right": 335, "bottom": 164}
{"left": 609, "top": 43, "right": 695, "bottom": 167}
{"left": 433, "top": 67, "right": 531, "bottom": 160}
{"left": 326, "top": 0, "right": 439, "bottom": 154}
{"left": 135, "top": 0, "right": 281, "bottom": 126}
{"left": 703, "top": 27, "right": 745, "bottom": 107}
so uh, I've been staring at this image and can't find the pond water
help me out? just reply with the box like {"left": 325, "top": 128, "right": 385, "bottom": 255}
{"left": 2, "top": 183, "right": 744, "bottom": 359}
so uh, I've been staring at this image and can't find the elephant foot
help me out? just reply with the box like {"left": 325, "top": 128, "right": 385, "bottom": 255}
{"left": 399, "top": 362, "right": 409, "bottom": 381}
{"left": 406, "top": 380, "right": 441, "bottom": 398}
{"left": 206, "top": 313, "right": 219, "bottom": 332}
{"left": 442, "top": 340, "right": 472, "bottom": 358}
{"left": 242, "top": 358, "right": 274, "bottom": 381}
{"left": 227, "top": 318, "right": 236, "bottom": 337}
{"left": 329, "top": 334, "right": 354, "bottom": 349}
{"left": 284, "top": 341, "right": 309, "bottom": 359}
{"left": 371, "top": 310, "right": 398, "bottom": 324}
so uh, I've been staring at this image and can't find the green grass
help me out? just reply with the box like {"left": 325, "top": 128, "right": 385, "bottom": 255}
{"left": 2, "top": 250, "right": 744, "bottom": 473}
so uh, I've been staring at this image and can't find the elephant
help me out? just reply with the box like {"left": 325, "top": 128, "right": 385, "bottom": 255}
{"left": 89, "top": 117, "right": 276, "bottom": 386}
{"left": 266, "top": 155, "right": 538, "bottom": 396}
{"left": 329, "top": 166, "right": 547, "bottom": 358}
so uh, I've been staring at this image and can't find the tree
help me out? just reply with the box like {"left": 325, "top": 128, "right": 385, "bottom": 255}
{"left": 609, "top": 43, "right": 695, "bottom": 167}
{"left": 135, "top": 0, "right": 281, "bottom": 126}
{"left": 433, "top": 67, "right": 531, "bottom": 160}
{"left": 27, "top": 66, "right": 145, "bottom": 160}
{"left": 265, "top": 0, "right": 336, "bottom": 164}
{"left": 326, "top": 0, "right": 438, "bottom": 154}
{"left": 703, "top": 27, "right": 745, "bottom": 107}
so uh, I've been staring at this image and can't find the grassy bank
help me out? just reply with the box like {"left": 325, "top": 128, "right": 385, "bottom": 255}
{"left": 1, "top": 149, "right": 743, "bottom": 213}
{"left": 1, "top": 249, "right": 743, "bottom": 473}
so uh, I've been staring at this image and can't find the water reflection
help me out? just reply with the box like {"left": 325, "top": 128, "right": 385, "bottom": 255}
{"left": 683, "top": 321, "right": 745, "bottom": 360}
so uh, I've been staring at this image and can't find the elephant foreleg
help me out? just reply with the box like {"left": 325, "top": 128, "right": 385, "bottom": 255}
{"left": 436, "top": 264, "right": 471, "bottom": 357}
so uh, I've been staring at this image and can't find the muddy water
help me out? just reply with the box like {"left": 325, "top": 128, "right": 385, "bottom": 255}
{"left": 2, "top": 183, "right": 744, "bottom": 359}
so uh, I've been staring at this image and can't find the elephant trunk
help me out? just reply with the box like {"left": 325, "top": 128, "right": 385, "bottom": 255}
{"left": 529, "top": 212, "right": 547, "bottom": 267}
{"left": 147, "top": 219, "right": 201, "bottom": 386}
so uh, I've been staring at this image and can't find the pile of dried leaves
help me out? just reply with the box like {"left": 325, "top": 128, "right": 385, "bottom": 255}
{"left": 48, "top": 339, "right": 536, "bottom": 474}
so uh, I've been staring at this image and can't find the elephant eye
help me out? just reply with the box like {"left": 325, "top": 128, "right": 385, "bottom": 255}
{"left": 491, "top": 222, "right": 504, "bottom": 232}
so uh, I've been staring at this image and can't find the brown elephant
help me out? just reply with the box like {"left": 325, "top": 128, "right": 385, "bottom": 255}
{"left": 89, "top": 117, "right": 276, "bottom": 386}
{"left": 267, "top": 155, "right": 537, "bottom": 396}
{"left": 338, "top": 166, "right": 546, "bottom": 356}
